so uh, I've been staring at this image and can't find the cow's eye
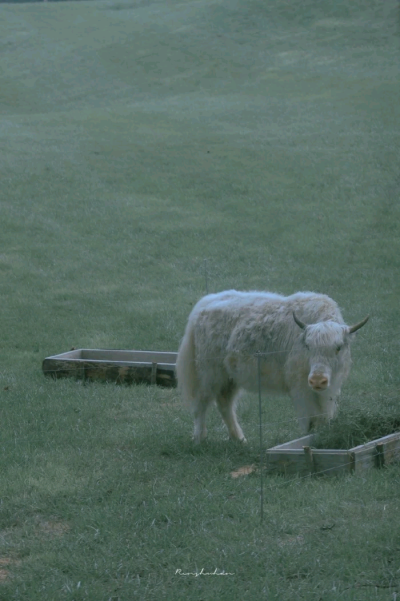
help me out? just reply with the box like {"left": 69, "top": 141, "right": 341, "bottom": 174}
{"left": 336, "top": 345, "right": 342, "bottom": 353}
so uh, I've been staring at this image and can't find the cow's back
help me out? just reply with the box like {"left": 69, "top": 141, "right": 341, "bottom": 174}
{"left": 190, "top": 290, "right": 343, "bottom": 356}
{"left": 190, "top": 289, "right": 287, "bottom": 355}
{"left": 222, "top": 291, "right": 342, "bottom": 355}
{"left": 190, "top": 291, "right": 344, "bottom": 392}
{"left": 285, "top": 292, "right": 345, "bottom": 326}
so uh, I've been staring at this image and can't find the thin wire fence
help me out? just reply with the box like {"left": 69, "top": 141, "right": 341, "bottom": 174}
{"left": 28, "top": 265, "right": 398, "bottom": 518}
{"left": 39, "top": 345, "right": 397, "bottom": 437}
{"left": 38, "top": 353, "right": 399, "bottom": 439}
{"left": 6, "top": 352, "right": 400, "bottom": 522}
{"left": 44, "top": 345, "right": 349, "bottom": 359}
{"left": 261, "top": 448, "right": 398, "bottom": 490}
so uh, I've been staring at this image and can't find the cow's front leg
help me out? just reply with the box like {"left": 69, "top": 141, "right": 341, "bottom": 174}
{"left": 290, "top": 387, "right": 323, "bottom": 434}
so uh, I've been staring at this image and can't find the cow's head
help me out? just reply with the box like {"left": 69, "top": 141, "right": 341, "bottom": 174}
{"left": 293, "top": 312, "right": 369, "bottom": 392}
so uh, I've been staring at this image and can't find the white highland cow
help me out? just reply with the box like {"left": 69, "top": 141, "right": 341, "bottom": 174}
{"left": 176, "top": 290, "right": 368, "bottom": 443}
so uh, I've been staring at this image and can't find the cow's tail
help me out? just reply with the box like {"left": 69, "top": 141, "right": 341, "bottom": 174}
{"left": 176, "top": 318, "right": 198, "bottom": 409}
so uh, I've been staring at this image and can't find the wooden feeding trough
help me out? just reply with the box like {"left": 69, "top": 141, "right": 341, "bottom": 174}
{"left": 266, "top": 431, "right": 400, "bottom": 477}
{"left": 42, "top": 349, "right": 177, "bottom": 387}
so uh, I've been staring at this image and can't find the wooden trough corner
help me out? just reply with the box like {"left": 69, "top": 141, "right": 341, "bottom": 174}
{"left": 42, "top": 349, "right": 177, "bottom": 387}
{"left": 266, "top": 432, "right": 400, "bottom": 477}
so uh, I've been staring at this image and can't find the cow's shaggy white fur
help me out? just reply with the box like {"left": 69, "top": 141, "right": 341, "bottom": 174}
{"left": 176, "top": 290, "right": 368, "bottom": 443}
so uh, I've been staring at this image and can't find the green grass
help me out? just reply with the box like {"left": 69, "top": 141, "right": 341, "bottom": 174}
{"left": 313, "top": 406, "right": 400, "bottom": 449}
{"left": 1, "top": 0, "right": 400, "bottom": 598}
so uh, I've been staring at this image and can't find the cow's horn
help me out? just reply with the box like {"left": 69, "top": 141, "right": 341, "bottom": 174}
{"left": 348, "top": 315, "right": 369, "bottom": 334}
{"left": 293, "top": 312, "right": 307, "bottom": 330}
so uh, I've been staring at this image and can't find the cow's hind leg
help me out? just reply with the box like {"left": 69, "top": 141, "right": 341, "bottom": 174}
{"left": 216, "top": 384, "right": 246, "bottom": 442}
{"left": 192, "top": 394, "right": 213, "bottom": 444}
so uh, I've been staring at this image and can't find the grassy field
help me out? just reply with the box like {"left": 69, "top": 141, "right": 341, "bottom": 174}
{"left": 1, "top": 0, "right": 400, "bottom": 598}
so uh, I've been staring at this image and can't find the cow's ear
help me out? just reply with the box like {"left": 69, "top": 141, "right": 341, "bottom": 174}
{"left": 348, "top": 316, "right": 369, "bottom": 334}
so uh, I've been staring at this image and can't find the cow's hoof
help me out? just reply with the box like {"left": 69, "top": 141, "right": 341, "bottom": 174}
{"left": 230, "top": 436, "right": 247, "bottom": 444}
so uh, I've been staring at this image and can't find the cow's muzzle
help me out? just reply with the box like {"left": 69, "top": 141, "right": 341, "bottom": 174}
{"left": 308, "top": 374, "right": 329, "bottom": 391}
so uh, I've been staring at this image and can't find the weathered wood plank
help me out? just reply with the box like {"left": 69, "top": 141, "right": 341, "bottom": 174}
{"left": 350, "top": 431, "right": 400, "bottom": 471}
{"left": 42, "top": 349, "right": 177, "bottom": 387}
{"left": 350, "top": 444, "right": 379, "bottom": 472}
{"left": 266, "top": 446, "right": 352, "bottom": 477}
{"left": 268, "top": 435, "right": 315, "bottom": 450}
{"left": 265, "top": 449, "right": 312, "bottom": 477}
{"left": 266, "top": 431, "right": 400, "bottom": 477}
{"left": 311, "top": 449, "right": 353, "bottom": 476}
{"left": 380, "top": 432, "right": 400, "bottom": 466}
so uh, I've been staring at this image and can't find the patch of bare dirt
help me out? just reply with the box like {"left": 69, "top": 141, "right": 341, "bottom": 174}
{"left": 0, "top": 558, "right": 21, "bottom": 582}
{"left": 35, "top": 516, "right": 70, "bottom": 538}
